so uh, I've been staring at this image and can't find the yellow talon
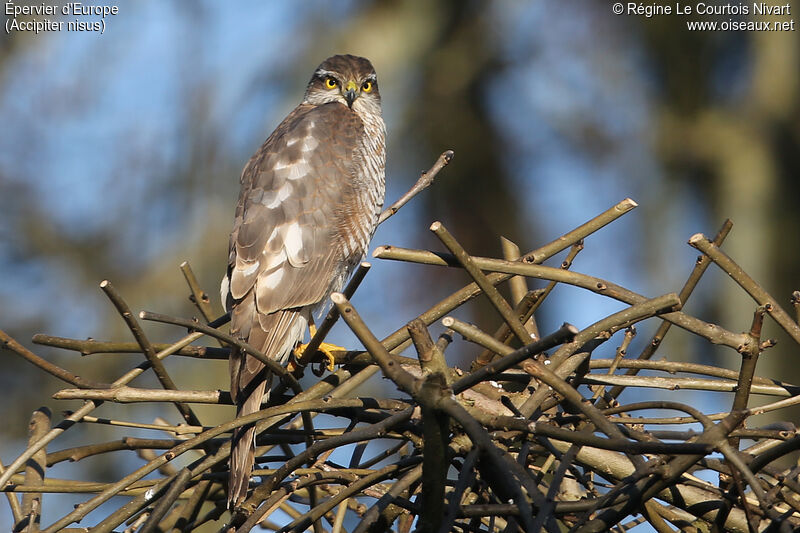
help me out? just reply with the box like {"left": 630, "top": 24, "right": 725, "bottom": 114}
{"left": 318, "top": 342, "right": 342, "bottom": 372}
{"left": 292, "top": 324, "right": 345, "bottom": 372}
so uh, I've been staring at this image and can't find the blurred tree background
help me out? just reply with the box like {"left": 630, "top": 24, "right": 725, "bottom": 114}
{"left": 1, "top": 0, "right": 797, "bottom": 527}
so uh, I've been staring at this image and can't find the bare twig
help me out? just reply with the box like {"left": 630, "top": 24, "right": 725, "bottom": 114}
{"left": 377, "top": 150, "right": 454, "bottom": 225}
{"left": 139, "top": 310, "right": 303, "bottom": 396}
{"left": 407, "top": 318, "right": 449, "bottom": 379}
{"left": 579, "top": 375, "right": 792, "bottom": 396}
{"left": 500, "top": 237, "right": 530, "bottom": 310}
{"left": 100, "top": 280, "right": 203, "bottom": 427}
{"left": 0, "top": 327, "right": 225, "bottom": 518}
{"left": 179, "top": 261, "right": 216, "bottom": 323}
{"left": 52, "top": 387, "right": 230, "bottom": 404}
{"left": 791, "top": 290, "right": 800, "bottom": 325}
{"left": 689, "top": 233, "right": 800, "bottom": 345}
{"left": 371, "top": 198, "right": 639, "bottom": 357}
{"left": 30, "top": 335, "right": 228, "bottom": 359}
{"left": 0, "top": 329, "right": 111, "bottom": 389}
{"left": 431, "top": 221, "right": 533, "bottom": 345}
{"left": 294, "top": 261, "right": 371, "bottom": 370}
{"left": 609, "top": 219, "right": 733, "bottom": 399}
{"left": 232, "top": 409, "right": 415, "bottom": 531}
{"left": 450, "top": 322, "right": 578, "bottom": 394}
{"left": 139, "top": 467, "right": 192, "bottom": 533}
{"left": 375, "top": 246, "right": 748, "bottom": 350}
{"left": 0, "top": 460, "right": 24, "bottom": 526}
{"left": 13, "top": 408, "right": 50, "bottom": 533}
{"left": 64, "top": 415, "right": 205, "bottom": 435}
{"left": 472, "top": 289, "right": 544, "bottom": 369}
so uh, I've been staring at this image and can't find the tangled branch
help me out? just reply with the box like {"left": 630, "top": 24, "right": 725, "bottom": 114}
{"left": 2, "top": 152, "right": 800, "bottom": 532}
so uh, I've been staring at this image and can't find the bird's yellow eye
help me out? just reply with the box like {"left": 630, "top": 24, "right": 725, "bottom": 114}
{"left": 362, "top": 80, "right": 373, "bottom": 93}
{"left": 324, "top": 77, "right": 338, "bottom": 89}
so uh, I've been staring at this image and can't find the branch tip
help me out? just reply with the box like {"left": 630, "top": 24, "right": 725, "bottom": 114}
{"left": 688, "top": 233, "right": 706, "bottom": 244}
{"left": 330, "top": 292, "right": 346, "bottom": 305}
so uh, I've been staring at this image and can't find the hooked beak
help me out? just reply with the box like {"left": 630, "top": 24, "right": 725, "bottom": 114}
{"left": 344, "top": 80, "right": 359, "bottom": 108}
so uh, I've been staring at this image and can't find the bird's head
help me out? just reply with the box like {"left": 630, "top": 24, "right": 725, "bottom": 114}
{"left": 304, "top": 54, "right": 381, "bottom": 115}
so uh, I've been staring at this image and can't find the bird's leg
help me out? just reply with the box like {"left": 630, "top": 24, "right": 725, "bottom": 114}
{"left": 291, "top": 320, "right": 345, "bottom": 372}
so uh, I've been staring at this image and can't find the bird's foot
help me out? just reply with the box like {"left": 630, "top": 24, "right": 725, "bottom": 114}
{"left": 291, "top": 340, "right": 344, "bottom": 373}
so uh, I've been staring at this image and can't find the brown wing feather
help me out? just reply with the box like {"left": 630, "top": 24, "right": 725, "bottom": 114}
{"left": 226, "top": 102, "right": 365, "bottom": 508}
{"left": 228, "top": 102, "right": 363, "bottom": 311}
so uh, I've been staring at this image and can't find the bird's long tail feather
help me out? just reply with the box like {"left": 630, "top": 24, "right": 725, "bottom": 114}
{"left": 228, "top": 370, "right": 269, "bottom": 508}
{"left": 227, "top": 304, "right": 305, "bottom": 509}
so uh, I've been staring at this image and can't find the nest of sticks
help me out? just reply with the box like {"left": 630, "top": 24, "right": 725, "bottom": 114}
{"left": 3, "top": 152, "right": 800, "bottom": 532}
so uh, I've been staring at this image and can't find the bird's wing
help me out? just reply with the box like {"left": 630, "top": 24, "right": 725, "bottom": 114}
{"left": 225, "top": 100, "right": 375, "bottom": 509}
{"left": 227, "top": 102, "right": 364, "bottom": 332}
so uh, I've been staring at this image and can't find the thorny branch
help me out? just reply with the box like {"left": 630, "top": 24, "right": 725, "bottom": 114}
{"left": 2, "top": 177, "right": 800, "bottom": 532}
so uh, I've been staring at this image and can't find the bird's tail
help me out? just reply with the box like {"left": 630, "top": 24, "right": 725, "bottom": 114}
{"left": 226, "top": 306, "right": 306, "bottom": 509}
{"left": 228, "top": 368, "right": 270, "bottom": 509}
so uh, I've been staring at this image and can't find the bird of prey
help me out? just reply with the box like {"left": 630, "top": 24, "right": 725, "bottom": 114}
{"left": 221, "top": 54, "right": 386, "bottom": 508}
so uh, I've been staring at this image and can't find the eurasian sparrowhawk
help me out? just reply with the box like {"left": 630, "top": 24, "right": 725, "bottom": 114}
{"left": 221, "top": 54, "right": 386, "bottom": 508}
